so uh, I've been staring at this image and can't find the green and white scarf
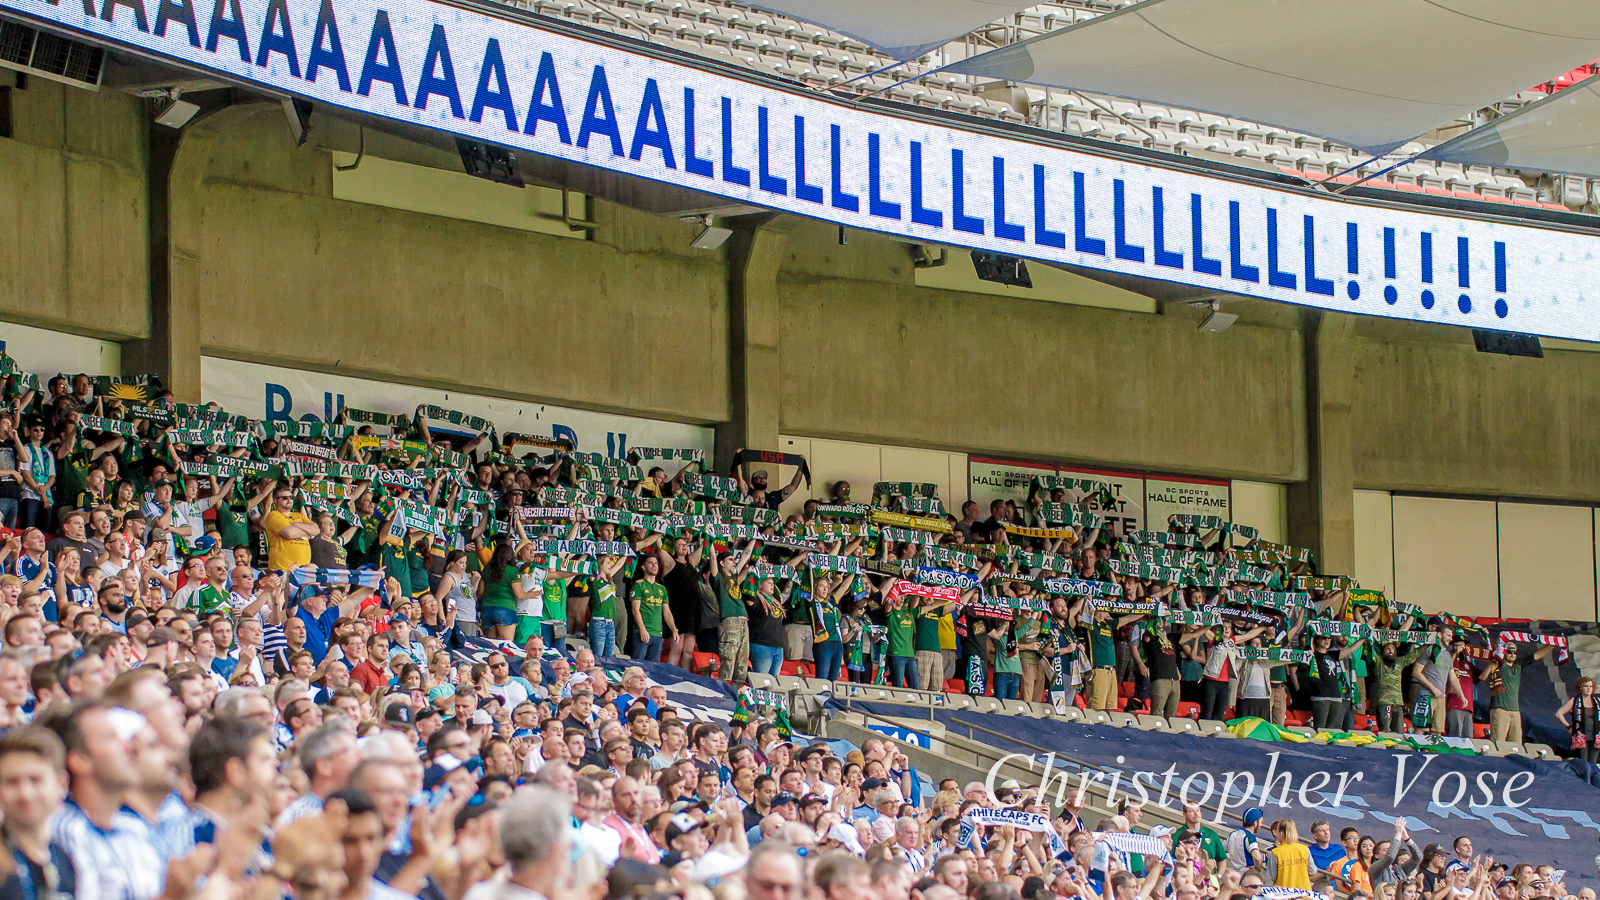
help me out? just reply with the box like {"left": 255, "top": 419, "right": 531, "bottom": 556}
{"left": 78, "top": 415, "right": 137, "bottom": 437}
{"left": 808, "top": 554, "right": 861, "bottom": 574}
{"left": 1308, "top": 619, "right": 1370, "bottom": 640}
{"left": 1037, "top": 503, "right": 1103, "bottom": 530}
{"left": 626, "top": 447, "right": 704, "bottom": 465}
{"left": 588, "top": 506, "right": 677, "bottom": 535}
{"left": 681, "top": 473, "right": 745, "bottom": 502}
{"left": 170, "top": 428, "right": 254, "bottom": 449}
{"left": 1294, "top": 575, "right": 1357, "bottom": 592}
{"left": 879, "top": 526, "right": 939, "bottom": 547}
{"left": 1168, "top": 609, "right": 1223, "bottom": 627}
{"left": 1011, "top": 550, "right": 1075, "bottom": 574}
{"left": 920, "top": 546, "right": 978, "bottom": 570}
{"left": 1124, "top": 530, "right": 1202, "bottom": 549}
{"left": 338, "top": 407, "right": 413, "bottom": 430}
{"left": 898, "top": 496, "right": 945, "bottom": 516}
{"left": 872, "top": 481, "right": 938, "bottom": 499}
{"left": 259, "top": 420, "right": 355, "bottom": 441}
{"left": 1107, "top": 559, "right": 1186, "bottom": 584}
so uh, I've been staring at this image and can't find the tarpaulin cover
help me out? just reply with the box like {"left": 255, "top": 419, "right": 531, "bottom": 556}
{"left": 744, "top": 0, "right": 1035, "bottom": 60}
{"left": 1421, "top": 74, "right": 1600, "bottom": 177}
{"left": 833, "top": 699, "right": 1600, "bottom": 884}
{"left": 943, "top": 0, "right": 1600, "bottom": 154}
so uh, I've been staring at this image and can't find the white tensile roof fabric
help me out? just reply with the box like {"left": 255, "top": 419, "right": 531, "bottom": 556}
{"left": 942, "top": 0, "right": 1600, "bottom": 154}
{"left": 1420, "top": 75, "right": 1600, "bottom": 177}
{"left": 745, "top": 0, "right": 1036, "bottom": 60}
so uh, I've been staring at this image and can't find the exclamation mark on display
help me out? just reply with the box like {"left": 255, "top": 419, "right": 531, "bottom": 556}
{"left": 1346, "top": 222, "right": 1360, "bottom": 300}
{"left": 1494, "top": 241, "right": 1508, "bottom": 319}
{"left": 1421, "top": 232, "right": 1435, "bottom": 309}
{"left": 1457, "top": 236, "right": 1471, "bottom": 313}
{"left": 1383, "top": 227, "right": 1397, "bottom": 304}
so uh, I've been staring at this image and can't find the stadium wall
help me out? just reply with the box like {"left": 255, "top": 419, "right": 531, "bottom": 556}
{"left": 167, "top": 103, "right": 731, "bottom": 428}
{"left": 0, "top": 72, "right": 148, "bottom": 341}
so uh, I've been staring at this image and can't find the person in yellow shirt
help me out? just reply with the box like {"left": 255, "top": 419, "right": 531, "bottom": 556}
{"left": 1270, "top": 819, "right": 1313, "bottom": 890}
{"left": 261, "top": 486, "right": 318, "bottom": 571}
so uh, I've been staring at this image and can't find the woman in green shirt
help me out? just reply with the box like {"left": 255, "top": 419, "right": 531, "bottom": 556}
{"left": 478, "top": 541, "right": 522, "bottom": 640}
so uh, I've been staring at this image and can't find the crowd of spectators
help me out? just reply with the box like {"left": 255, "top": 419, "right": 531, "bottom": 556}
{"left": 0, "top": 363, "right": 1592, "bottom": 900}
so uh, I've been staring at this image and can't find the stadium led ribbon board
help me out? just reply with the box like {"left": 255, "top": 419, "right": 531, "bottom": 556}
{"left": 18, "top": 0, "right": 1600, "bottom": 339}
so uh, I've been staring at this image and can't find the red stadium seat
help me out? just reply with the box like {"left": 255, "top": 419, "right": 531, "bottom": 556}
{"left": 1176, "top": 702, "right": 1200, "bottom": 720}
{"left": 1119, "top": 681, "right": 1135, "bottom": 698}
{"left": 945, "top": 678, "right": 965, "bottom": 693}
{"left": 1285, "top": 709, "right": 1309, "bottom": 726}
{"left": 1355, "top": 714, "right": 1374, "bottom": 731}
{"left": 692, "top": 652, "right": 720, "bottom": 679}
{"left": 1474, "top": 723, "right": 1490, "bottom": 739}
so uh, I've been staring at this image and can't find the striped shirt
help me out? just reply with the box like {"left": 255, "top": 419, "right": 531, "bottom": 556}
{"left": 52, "top": 799, "right": 165, "bottom": 900}
{"left": 275, "top": 792, "right": 325, "bottom": 829}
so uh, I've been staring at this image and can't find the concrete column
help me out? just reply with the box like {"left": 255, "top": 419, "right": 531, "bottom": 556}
{"left": 1288, "top": 310, "right": 1357, "bottom": 577}
{"left": 715, "top": 220, "right": 787, "bottom": 474}
{"left": 121, "top": 123, "right": 201, "bottom": 402}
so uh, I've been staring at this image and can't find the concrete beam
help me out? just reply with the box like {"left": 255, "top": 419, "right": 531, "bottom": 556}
{"left": 1289, "top": 311, "right": 1357, "bottom": 576}
{"left": 121, "top": 123, "right": 200, "bottom": 401}
{"left": 716, "top": 220, "right": 787, "bottom": 473}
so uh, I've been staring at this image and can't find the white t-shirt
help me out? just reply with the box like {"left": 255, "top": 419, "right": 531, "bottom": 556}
{"left": 516, "top": 566, "right": 546, "bottom": 619}
{"left": 487, "top": 679, "right": 530, "bottom": 710}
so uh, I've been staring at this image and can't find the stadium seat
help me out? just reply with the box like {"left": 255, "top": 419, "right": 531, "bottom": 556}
{"left": 1492, "top": 742, "right": 1529, "bottom": 757}
{"left": 1286, "top": 709, "right": 1310, "bottom": 727}
{"left": 1107, "top": 711, "right": 1137, "bottom": 728}
{"left": 774, "top": 673, "right": 805, "bottom": 692}
{"left": 1470, "top": 739, "right": 1497, "bottom": 754}
{"left": 945, "top": 693, "right": 975, "bottom": 710}
{"left": 1134, "top": 714, "right": 1168, "bottom": 731}
{"left": 1166, "top": 717, "right": 1201, "bottom": 735}
{"left": 1473, "top": 724, "right": 1490, "bottom": 739}
{"left": 1524, "top": 743, "right": 1555, "bottom": 760}
{"left": 801, "top": 677, "right": 832, "bottom": 694}
{"left": 1195, "top": 719, "right": 1228, "bottom": 736}
{"left": 748, "top": 673, "right": 779, "bottom": 690}
{"left": 1175, "top": 702, "right": 1200, "bottom": 720}
{"left": 944, "top": 679, "right": 965, "bottom": 694}
{"left": 973, "top": 696, "right": 1004, "bottom": 713}
{"left": 1079, "top": 709, "right": 1111, "bottom": 726}
{"left": 1054, "top": 706, "right": 1083, "bottom": 723}
{"left": 1001, "top": 699, "right": 1031, "bottom": 716}
{"left": 691, "top": 652, "right": 720, "bottom": 678}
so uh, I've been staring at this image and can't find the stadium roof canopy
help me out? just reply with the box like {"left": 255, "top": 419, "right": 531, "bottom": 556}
{"left": 744, "top": 0, "right": 1037, "bottom": 59}
{"left": 1420, "top": 74, "right": 1600, "bottom": 178}
{"left": 939, "top": 0, "right": 1600, "bottom": 155}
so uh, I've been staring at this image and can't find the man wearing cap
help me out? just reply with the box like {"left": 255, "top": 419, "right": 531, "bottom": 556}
{"left": 1226, "top": 807, "right": 1268, "bottom": 870}
{"left": 662, "top": 812, "right": 710, "bottom": 868}
{"left": 798, "top": 793, "right": 828, "bottom": 830}
{"left": 746, "top": 792, "right": 797, "bottom": 845}
{"left": 1482, "top": 639, "right": 1551, "bottom": 745}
